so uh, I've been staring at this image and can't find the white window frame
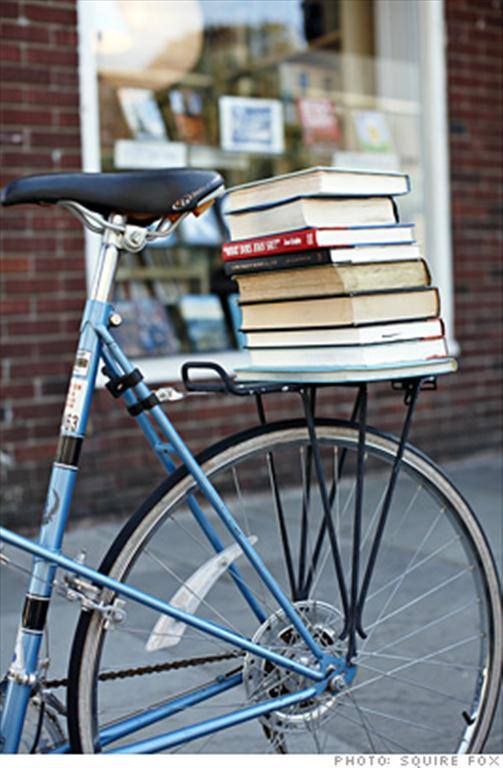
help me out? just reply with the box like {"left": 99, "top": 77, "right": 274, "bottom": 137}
{"left": 77, "top": 0, "right": 455, "bottom": 385}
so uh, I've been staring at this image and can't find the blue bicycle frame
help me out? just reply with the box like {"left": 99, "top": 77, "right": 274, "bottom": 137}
{"left": 0, "top": 216, "right": 346, "bottom": 753}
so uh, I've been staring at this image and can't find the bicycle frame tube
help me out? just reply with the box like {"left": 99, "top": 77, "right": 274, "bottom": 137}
{"left": 0, "top": 219, "right": 123, "bottom": 752}
{"left": 0, "top": 219, "right": 331, "bottom": 753}
{"left": 94, "top": 322, "right": 324, "bottom": 660}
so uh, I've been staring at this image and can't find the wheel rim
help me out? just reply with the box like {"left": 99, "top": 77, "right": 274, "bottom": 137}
{"left": 70, "top": 424, "right": 501, "bottom": 754}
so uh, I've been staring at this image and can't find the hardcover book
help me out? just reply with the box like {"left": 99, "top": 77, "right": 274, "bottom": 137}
{"left": 167, "top": 89, "right": 207, "bottom": 145}
{"left": 239, "top": 288, "right": 440, "bottom": 330}
{"left": 226, "top": 197, "right": 398, "bottom": 241}
{"left": 221, "top": 226, "right": 415, "bottom": 260}
{"left": 233, "top": 259, "right": 430, "bottom": 303}
{"left": 117, "top": 88, "right": 167, "bottom": 141}
{"left": 353, "top": 111, "right": 394, "bottom": 154}
{"left": 244, "top": 318, "right": 445, "bottom": 349}
{"left": 234, "top": 357, "right": 457, "bottom": 384}
{"left": 224, "top": 244, "right": 421, "bottom": 275}
{"left": 247, "top": 336, "right": 448, "bottom": 369}
{"left": 225, "top": 166, "right": 409, "bottom": 213}
{"left": 297, "top": 99, "right": 341, "bottom": 147}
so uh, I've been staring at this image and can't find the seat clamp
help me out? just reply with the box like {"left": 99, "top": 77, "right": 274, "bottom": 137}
{"left": 127, "top": 393, "right": 160, "bottom": 417}
{"left": 104, "top": 368, "right": 143, "bottom": 398}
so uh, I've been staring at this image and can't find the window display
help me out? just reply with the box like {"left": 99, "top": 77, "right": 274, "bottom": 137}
{"left": 86, "top": 0, "right": 427, "bottom": 360}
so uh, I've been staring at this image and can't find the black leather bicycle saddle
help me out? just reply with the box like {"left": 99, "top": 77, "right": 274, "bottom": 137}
{"left": 1, "top": 168, "right": 224, "bottom": 223}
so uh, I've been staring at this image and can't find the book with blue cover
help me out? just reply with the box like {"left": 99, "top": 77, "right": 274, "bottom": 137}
{"left": 111, "top": 298, "right": 179, "bottom": 358}
{"left": 235, "top": 357, "right": 457, "bottom": 384}
{"left": 178, "top": 294, "right": 230, "bottom": 352}
{"left": 225, "top": 166, "right": 410, "bottom": 214}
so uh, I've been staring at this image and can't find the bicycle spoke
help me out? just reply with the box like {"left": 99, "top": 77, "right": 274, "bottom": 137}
{"left": 72, "top": 423, "right": 497, "bottom": 754}
{"left": 364, "top": 567, "right": 472, "bottom": 633}
{"left": 338, "top": 699, "right": 447, "bottom": 735}
{"left": 347, "top": 691, "right": 378, "bottom": 752}
{"left": 265, "top": 451, "right": 297, "bottom": 599}
{"left": 331, "top": 704, "right": 412, "bottom": 753}
{"left": 366, "top": 532, "right": 458, "bottom": 604}
{"left": 144, "top": 547, "right": 242, "bottom": 635}
{"left": 307, "top": 471, "right": 359, "bottom": 598}
{"left": 356, "top": 659, "right": 471, "bottom": 703}
{"left": 359, "top": 512, "right": 445, "bottom": 651}
{"left": 369, "top": 599, "right": 478, "bottom": 656}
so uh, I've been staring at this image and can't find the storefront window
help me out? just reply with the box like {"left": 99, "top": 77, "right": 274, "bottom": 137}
{"left": 80, "top": 0, "right": 451, "bottom": 376}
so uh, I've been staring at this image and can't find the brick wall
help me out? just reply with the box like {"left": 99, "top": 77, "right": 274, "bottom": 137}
{"left": 0, "top": 0, "right": 88, "bottom": 528}
{"left": 0, "top": 0, "right": 501, "bottom": 531}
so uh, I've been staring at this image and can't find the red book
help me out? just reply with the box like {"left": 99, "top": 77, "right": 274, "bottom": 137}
{"left": 221, "top": 225, "right": 415, "bottom": 261}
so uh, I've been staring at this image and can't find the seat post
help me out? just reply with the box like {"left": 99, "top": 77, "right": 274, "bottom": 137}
{"left": 89, "top": 213, "right": 126, "bottom": 302}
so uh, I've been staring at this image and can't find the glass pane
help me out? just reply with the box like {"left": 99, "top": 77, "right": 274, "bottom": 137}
{"left": 89, "top": 0, "right": 424, "bottom": 358}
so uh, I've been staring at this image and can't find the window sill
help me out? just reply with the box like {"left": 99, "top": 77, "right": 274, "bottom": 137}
{"left": 96, "top": 350, "right": 250, "bottom": 388}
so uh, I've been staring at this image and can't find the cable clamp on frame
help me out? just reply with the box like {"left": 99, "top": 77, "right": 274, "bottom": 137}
{"left": 127, "top": 393, "right": 160, "bottom": 417}
{"left": 103, "top": 366, "right": 143, "bottom": 398}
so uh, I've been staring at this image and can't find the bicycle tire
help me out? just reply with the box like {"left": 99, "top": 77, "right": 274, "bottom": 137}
{"left": 67, "top": 419, "right": 502, "bottom": 754}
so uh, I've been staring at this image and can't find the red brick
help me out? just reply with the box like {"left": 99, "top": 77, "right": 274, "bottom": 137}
{"left": 14, "top": 441, "right": 58, "bottom": 463}
{"left": 25, "top": 46, "right": 78, "bottom": 68}
{"left": 55, "top": 111, "right": 80, "bottom": 128}
{"left": 51, "top": 27, "right": 78, "bottom": 47}
{"left": 0, "top": 297, "right": 30, "bottom": 314}
{"left": 24, "top": 86, "right": 79, "bottom": 108}
{"left": 36, "top": 296, "right": 84, "bottom": 313}
{"left": 0, "top": 41, "right": 22, "bottom": 62}
{"left": 24, "top": 3, "right": 77, "bottom": 25}
{"left": 0, "top": 20, "right": 51, "bottom": 43}
{"left": 0, "top": 64, "right": 50, "bottom": 84}
{"left": 0, "top": 382, "right": 34, "bottom": 399}
{"left": 6, "top": 318, "right": 61, "bottom": 335}
{"left": 2, "top": 150, "right": 55, "bottom": 169}
{"left": 0, "top": 84, "right": 24, "bottom": 103}
{"left": 0, "top": 256, "right": 30, "bottom": 273}
{"left": 0, "top": 1, "right": 20, "bottom": 20}
{"left": 30, "top": 130, "right": 80, "bottom": 148}
{"left": 1, "top": 107, "right": 53, "bottom": 126}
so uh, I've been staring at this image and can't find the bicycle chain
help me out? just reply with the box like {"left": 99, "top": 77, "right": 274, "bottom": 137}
{"left": 43, "top": 651, "right": 244, "bottom": 690}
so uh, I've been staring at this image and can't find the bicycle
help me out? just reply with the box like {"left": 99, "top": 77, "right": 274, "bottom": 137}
{"left": 0, "top": 168, "right": 501, "bottom": 754}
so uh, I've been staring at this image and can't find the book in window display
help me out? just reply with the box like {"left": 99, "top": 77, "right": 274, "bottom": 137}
{"left": 167, "top": 89, "right": 207, "bottom": 145}
{"left": 178, "top": 294, "right": 230, "bottom": 352}
{"left": 111, "top": 298, "right": 180, "bottom": 358}
{"left": 296, "top": 98, "right": 341, "bottom": 148}
{"left": 117, "top": 88, "right": 168, "bottom": 140}
{"left": 219, "top": 96, "right": 284, "bottom": 155}
{"left": 353, "top": 110, "right": 394, "bottom": 154}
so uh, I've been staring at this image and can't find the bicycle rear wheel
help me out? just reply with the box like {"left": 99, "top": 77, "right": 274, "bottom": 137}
{"left": 68, "top": 420, "right": 501, "bottom": 753}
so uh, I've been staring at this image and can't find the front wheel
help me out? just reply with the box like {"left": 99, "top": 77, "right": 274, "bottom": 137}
{"left": 68, "top": 420, "right": 501, "bottom": 753}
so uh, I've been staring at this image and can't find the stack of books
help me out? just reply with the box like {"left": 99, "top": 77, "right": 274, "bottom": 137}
{"left": 221, "top": 167, "right": 457, "bottom": 383}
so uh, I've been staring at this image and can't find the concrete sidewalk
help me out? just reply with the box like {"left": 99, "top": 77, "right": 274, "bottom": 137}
{"left": 1, "top": 452, "right": 501, "bottom": 752}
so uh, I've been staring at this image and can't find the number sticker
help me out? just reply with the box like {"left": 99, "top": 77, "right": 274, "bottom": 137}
{"left": 73, "top": 349, "right": 92, "bottom": 378}
{"left": 62, "top": 377, "right": 88, "bottom": 433}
